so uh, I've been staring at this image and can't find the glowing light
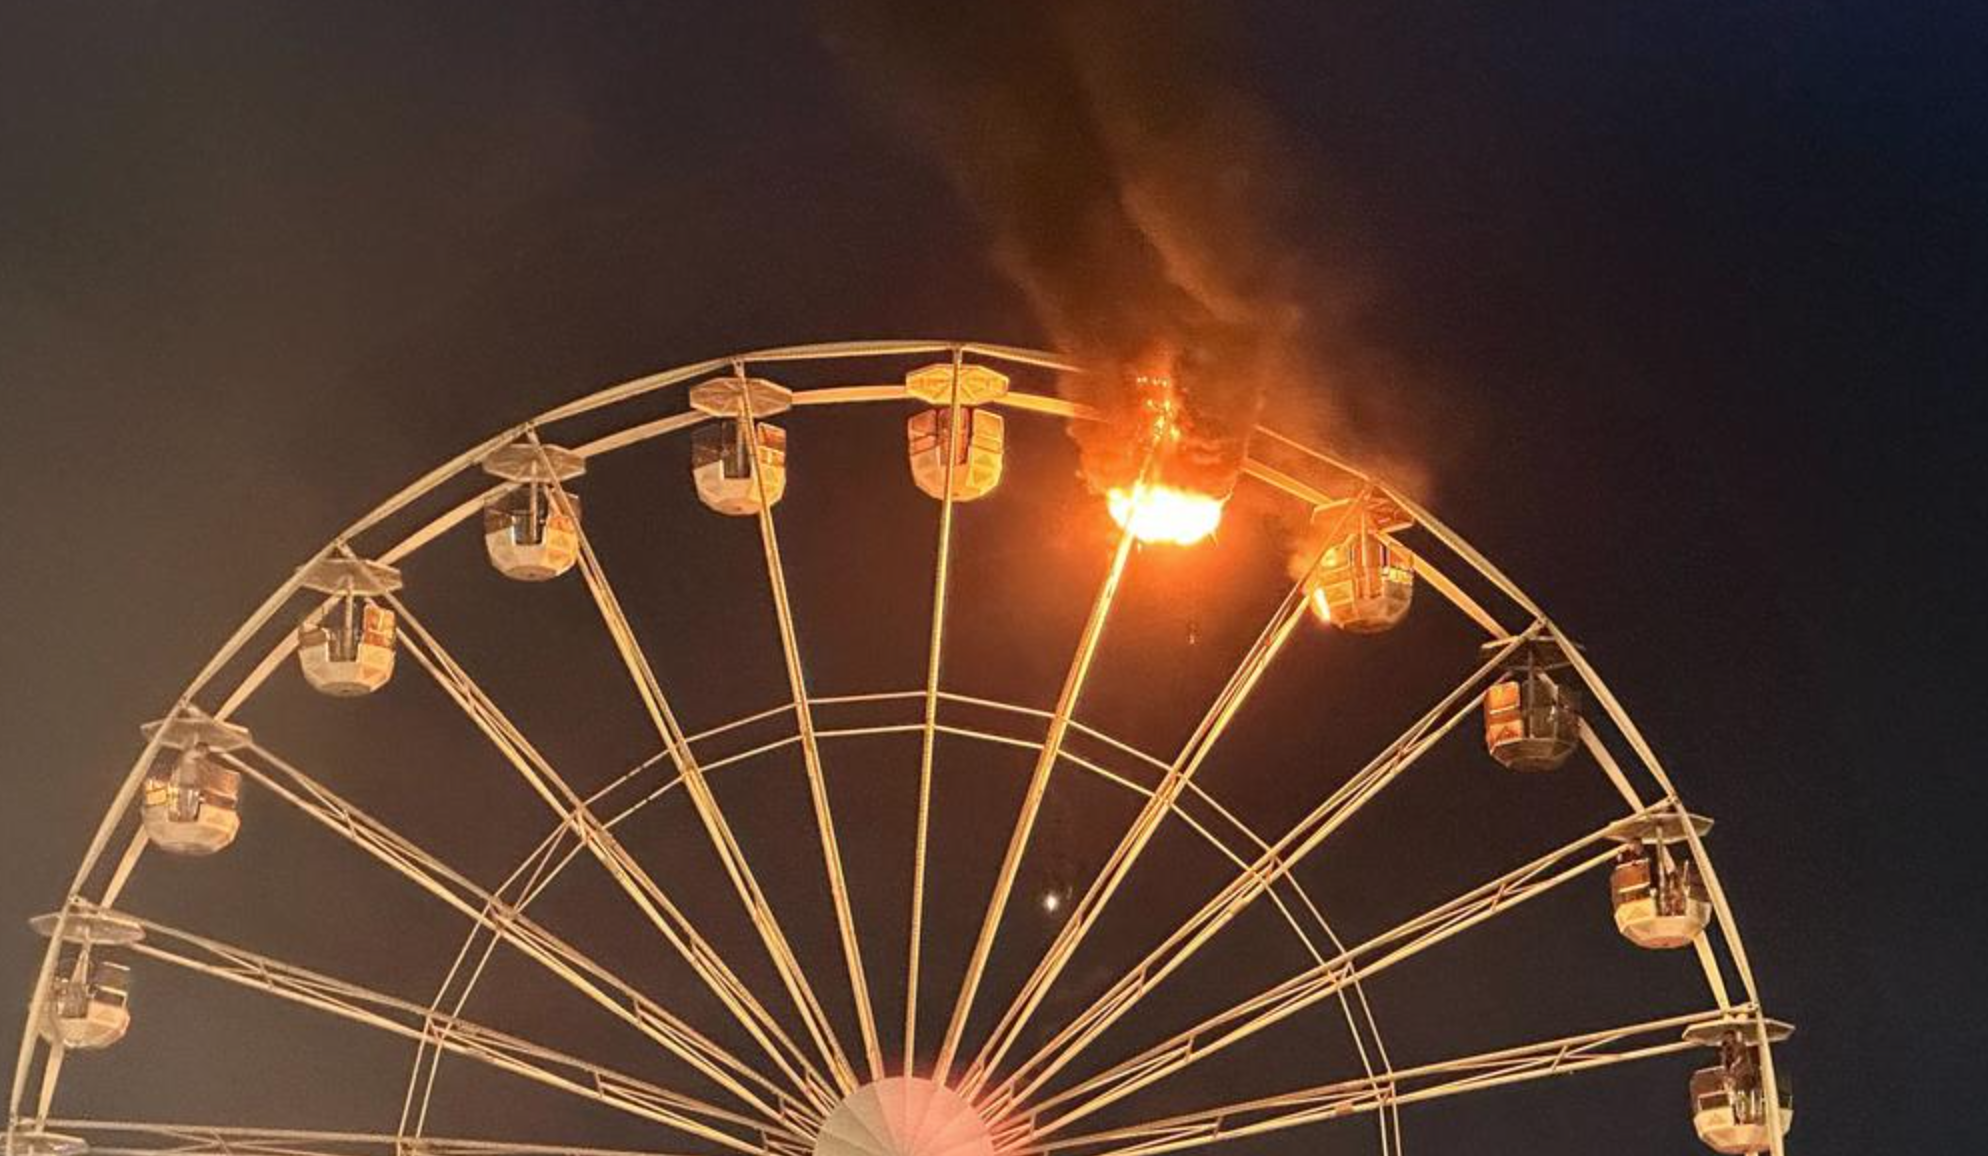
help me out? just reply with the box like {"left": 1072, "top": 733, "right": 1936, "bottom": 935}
{"left": 1040, "top": 891, "right": 1063, "bottom": 915}
{"left": 1108, "top": 484, "right": 1224, "bottom": 546}
{"left": 1309, "top": 586, "right": 1333, "bottom": 623}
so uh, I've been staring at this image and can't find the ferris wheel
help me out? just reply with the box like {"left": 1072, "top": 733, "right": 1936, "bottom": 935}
{"left": 7, "top": 340, "right": 1792, "bottom": 1156}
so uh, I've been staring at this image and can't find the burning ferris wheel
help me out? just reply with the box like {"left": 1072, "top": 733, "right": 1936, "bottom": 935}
{"left": 8, "top": 340, "right": 1792, "bottom": 1156}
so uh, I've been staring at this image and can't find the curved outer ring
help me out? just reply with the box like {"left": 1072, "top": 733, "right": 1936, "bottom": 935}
{"left": 8, "top": 339, "right": 1784, "bottom": 1156}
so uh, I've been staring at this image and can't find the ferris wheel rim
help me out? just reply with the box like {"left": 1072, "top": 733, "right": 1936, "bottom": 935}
{"left": 11, "top": 338, "right": 1785, "bottom": 1156}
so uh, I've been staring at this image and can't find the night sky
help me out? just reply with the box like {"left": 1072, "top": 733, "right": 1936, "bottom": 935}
{"left": 1, "top": 3, "right": 1981, "bottom": 1155}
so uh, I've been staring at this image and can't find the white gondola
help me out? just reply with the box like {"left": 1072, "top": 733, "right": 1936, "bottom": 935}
{"left": 907, "top": 407, "right": 1005, "bottom": 502}
{"left": 140, "top": 753, "right": 241, "bottom": 855}
{"left": 1306, "top": 498, "right": 1414, "bottom": 632}
{"left": 905, "top": 362, "right": 1009, "bottom": 501}
{"left": 27, "top": 906, "right": 143, "bottom": 1053}
{"left": 295, "top": 557, "right": 402, "bottom": 696}
{"left": 1685, "top": 1022, "right": 1795, "bottom": 1153}
{"left": 37, "top": 955, "right": 131, "bottom": 1050}
{"left": 480, "top": 443, "right": 585, "bottom": 581}
{"left": 135, "top": 716, "right": 250, "bottom": 856}
{"left": 692, "top": 420, "right": 788, "bottom": 515}
{"left": 1604, "top": 812, "right": 1714, "bottom": 949}
{"left": 688, "top": 375, "right": 792, "bottom": 516}
{"left": 1483, "top": 638, "right": 1583, "bottom": 771}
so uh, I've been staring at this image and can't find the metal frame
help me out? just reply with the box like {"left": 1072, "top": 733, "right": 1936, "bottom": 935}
{"left": 36, "top": 1121, "right": 694, "bottom": 1156}
{"left": 7, "top": 340, "right": 1786, "bottom": 1156}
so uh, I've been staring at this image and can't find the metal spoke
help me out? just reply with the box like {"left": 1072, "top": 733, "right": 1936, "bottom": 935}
{"left": 1026, "top": 1007, "right": 1754, "bottom": 1156}
{"left": 40, "top": 1120, "right": 704, "bottom": 1156}
{"left": 104, "top": 910, "right": 791, "bottom": 1155}
{"left": 986, "top": 628, "right": 1540, "bottom": 1117}
{"left": 734, "top": 383, "right": 883, "bottom": 1086}
{"left": 203, "top": 739, "right": 806, "bottom": 1133}
{"left": 513, "top": 429, "right": 860, "bottom": 1097}
{"left": 401, "top": 703, "right": 826, "bottom": 1142}
{"left": 905, "top": 351, "right": 967, "bottom": 1074}
{"left": 1382, "top": 532, "right": 1507, "bottom": 638}
{"left": 1015, "top": 802, "right": 1671, "bottom": 1140}
{"left": 933, "top": 444, "right": 1155, "bottom": 1085}
{"left": 399, "top": 818, "right": 572, "bottom": 1140}
{"left": 388, "top": 601, "right": 836, "bottom": 1112}
{"left": 959, "top": 503, "right": 1363, "bottom": 1101}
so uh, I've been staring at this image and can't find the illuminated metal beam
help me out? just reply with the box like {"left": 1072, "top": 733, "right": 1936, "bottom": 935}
{"left": 734, "top": 381, "right": 885, "bottom": 1086}
{"left": 1017, "top": 804, "right": 1669, "bottom": 1140}
{"left": 986, "top": 630, "right": 1540, "bottom": 1117}
{"left": 399, "top": 702, "right": 817, "bottom": 1141}
{"left": 514, "top": 429, "right": 860, "bottom": 1097}
{"left": 932, "top": 446, "right": 1154, "bottom": 1084}
{"left": 110, "top": 912, "right": 781, "bottom": 1156}
{"left": 959, "top": 502, "right": 1367, "bottom": 1102}
{"left": 1381, "top": 533, "right": 1508, "bottom": 638}
{"left": 399, "top": 814, "right": 571, "bottom": 1140}
{"left": 906, "top": 352, "right": 967, "bottom": 1074}
{"left": 39, "top": 1120, "right": 702, "bottom": 1156}
{"left": 211, "top": 741, "right": 806, "bottom": 1135}
{"left": 387, "top": 604, "right": 835, "bottom": 1113}
{"left": 1024, "top": 1007, "right": 1749, "bottom": 1156}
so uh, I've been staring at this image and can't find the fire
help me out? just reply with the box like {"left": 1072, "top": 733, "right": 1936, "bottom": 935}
{"left": 1309, "top": 586, "right": 1333, "bottom": 623}
{"left": 1108, "top": 483, "right": 1225, "bottom": 546}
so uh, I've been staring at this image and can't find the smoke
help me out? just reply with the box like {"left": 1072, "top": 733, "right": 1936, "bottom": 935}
{"left": 822, "top": 0, "right": 1312, "bottom": 496}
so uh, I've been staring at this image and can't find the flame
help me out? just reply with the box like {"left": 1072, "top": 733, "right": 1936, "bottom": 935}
{"left": 1309, "top": 586, "right": 1333, "bottom": 623}
{"left": 1108, "top": 484, "right": 1225, "bottom": 546}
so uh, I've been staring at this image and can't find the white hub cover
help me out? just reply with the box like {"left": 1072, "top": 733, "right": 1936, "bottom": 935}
{"left": 814, "top": 1078, "right": 995, "bottom": 1156}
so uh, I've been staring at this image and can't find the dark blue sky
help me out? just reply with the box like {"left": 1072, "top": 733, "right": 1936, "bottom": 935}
{"left": 1, "top": 2, "right": 1981, "bottom": 1153}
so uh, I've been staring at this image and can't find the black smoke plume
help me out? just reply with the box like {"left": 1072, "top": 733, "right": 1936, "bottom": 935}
{"left": 824, "top": 0, "right": 1307, "bottom": 497}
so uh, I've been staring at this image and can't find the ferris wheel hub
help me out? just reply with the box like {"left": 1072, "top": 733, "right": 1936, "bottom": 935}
{"left": 814, "top": 1077, "right": 994, "bottom": 1156}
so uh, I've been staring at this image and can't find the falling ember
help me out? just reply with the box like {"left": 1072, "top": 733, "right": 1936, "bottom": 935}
{"left": 1108, "top": 483, "right": 1225, "bottom": 546}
